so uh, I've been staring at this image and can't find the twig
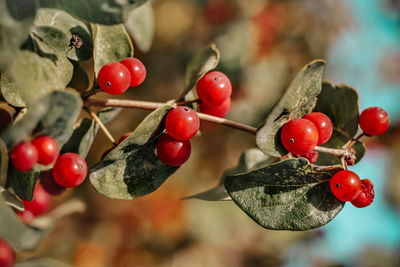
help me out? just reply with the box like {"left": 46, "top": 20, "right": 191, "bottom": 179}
{"left": 86, "top": 97, "right": 257, "bottom": 135}
{"left": 344, "top": 133, "right": 366, "bottom": 149}
{"left": 313, "top": 146, "right": 350, "bottom": 157}
{"left": 174, "top": 99, "right": 201, "bottom": 106}
{"left": 87, "top": 109, "right": 117, "bottom": 146}
{"left": 313, "top": 165, "right": 344, "bottom": 172}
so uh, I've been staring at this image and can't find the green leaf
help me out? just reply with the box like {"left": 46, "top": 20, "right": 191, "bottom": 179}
{"left": 1, "top": 50, "right": 69, "bottom": 107}
{"left": 256, "top": 60, "right": 326, "bottom": 157}
{"left": 36, "top": 0, "right": 147, "bottom": 25}
{"left": 34, "top": 8, "right": 93, "bottom": 61}
{"left": 179, "top": 44, "right": 220, "bottom": 99}
{"left": 314, "top": 82, "right": 359, "bottom": 138}
{"left": 90, "top": 105, "right": 179, "bottom": 200}
{"left": 67, "top": 60, "right": 91, "bottom": 93}
{"left": 7, "top": 169, "right": 39, "bottom": 201}
{"left": 92, "top": 23, "right": 134, "bottom": 77}
{"left": 225, "top": 158, "right": 344, "bottom": 231}
{"left": 61, "top": 108, "right": 121, "bottom": 158}
{"left": 125, "top": 2, "right": 154, "bottom": 53}
{"left": 0, "top": 187, "right": 24, "bottom": 211}
{"left": 0, "top": 0, "right": 36, "bottom": 72}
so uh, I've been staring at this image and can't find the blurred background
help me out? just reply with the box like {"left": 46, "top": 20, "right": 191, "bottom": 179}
{"left": 18, "top": 0, "right": 400, "bottom": 266}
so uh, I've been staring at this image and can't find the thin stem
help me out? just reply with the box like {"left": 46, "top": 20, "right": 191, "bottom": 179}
{"left": 344, "top": 133, "right": 366, "bottom": 149}
{"left": 87, "top": 109, "right": 117, "bottom": 146}
{"left": 313, "top": 165, "right": 344, "bottom": 172}
{"left": 86, "top": 97, "right": 258, "bottom": 135}
{"left": 313, "top": 146, "right": 349, "bottom": 157}
{"left": 175, "top": 99, "right": 201, "bottom": 106}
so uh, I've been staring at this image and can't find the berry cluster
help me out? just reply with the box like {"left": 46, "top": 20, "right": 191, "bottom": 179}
{"left": 97, "top": 57, "right": 146, "bottom": 95}
{"left": 280, "top": 106, "right": 389, "bottom": 208}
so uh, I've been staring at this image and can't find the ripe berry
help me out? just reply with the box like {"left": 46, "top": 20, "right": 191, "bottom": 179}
{"left": 21, "top": 184, "right": 51, "bottom": 216}
{"left": 31, "top": 136, "right": 60, "bottom": 165}
{"left": 10, "top": 142, "right": 38, "bottom": 171}
{"left": 0, "top": 238, "right": 14, "bottom": 267}
{"left": 53, "top": 153, "right": 87, "bottom": 188}
{"left": 330, "top": 170, "right": 362, "bottom": 202}
{"left": 280, "top": 118, "right": 319, "bottom": 155}
{"left": 40, "top": 171, "right": 65, "bottom": 196}
{"left": 16, "top": 210, "right": 34, "bottom": 224}
{"left": 300, "top": 150, "right": 319, "bottom": 164}
{"left": 359, "top": 107, "right": 390, "bottom": 136}
{"left": 196, "top": 71, "right": 232, "bottom": 106}
{"left": 156, "top": 134, "right": 191, "bottom": 166}
{"left": 199, "top": 98, "right": 231, "bottom": 118}
{"left": 165, "top": 107, "right": 200, "bottom": 141}
{"left": 351, "top": 178, "right": 375, "bottom": 208}
{"left": 120, "top": 58, "right": 146, "bottom": 87}
{"left": 97, "top": 62, "right": 131, "bottom": 95}
{"left": 303, "top": 112, "right": 333, "bottom": 145}
{"left": 117, "top": 132, "right": 132, "bottom": 144}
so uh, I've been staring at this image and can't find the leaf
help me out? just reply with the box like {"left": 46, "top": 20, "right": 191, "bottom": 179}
{"left": 34, "top": 8, "right": 93, "bottom": 61}
{"left": 256, "top": 60, "right": 326, "bottom": 157}
{"left": 61, "top": 108, "right": 121, "bottom": 158}
{"left": 0, "top": 0, "right": 36, "bottom": 72}
{"left": 179, "top": 44, "right": 220, "bottom": 99}
{"left": 224, "top": 158, "right": 344, "bottom": 231}
{"left": 315, "top": 129, "right": 366, "bottom": 166}
{"left": 92, "top": 23, "right": 134, "bottom": 77}
{"left": 0, "top": 187, "right": 24, "bottom": 211}
{"left": 1, "top": 50, "right": 69, "bottom": 107}
{"left": 67, "top": 60, "right": 91, "bottom": 93}
{"left": 90, "top": 105, "right": 179, "bottom": 200}
{"left": 7, "top": 170, "right": 39, "bottom": 201}
{"left": 0, "top": 138, "right": 8, "bottom": 188}
{"left": 36, "top": 0, "right": 147, "bottom": 25}
{"left": 125, "top": 2, "right": 154, "bottom": 53}
{"left": 187, "top": 148, "right": 277, "bottom": 201}
{"left": 314, "top": 82, "right": 359, "bottom": 138}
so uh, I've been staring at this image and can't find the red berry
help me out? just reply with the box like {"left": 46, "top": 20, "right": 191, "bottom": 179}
{"left": 16, "top": 210, "right": 34, "bottom": 224}
{"left": 351, "top": 178, "right": 375, "bottom": 208}
{"left": 199, "top": 98, "right": 231, "bottom": 118}
{"left": 303, "top": 112, "right": 333, "bottom": 145}
{"left": 21, "top": 184, "right": 51, "bottom": 216}
{"left": 156, "top": 134, "right": 191, "bottom": 166}
{"left": 0, "top": 238, "right": 14, "bottom": 267}
{"left": 281, "top": 118, "right": 319, "bottom": 155}
{"left": 10, "top": 142, "right": 38, "bottom": 171}
{"left": 165, "top": 107, "right": 200, "bottom": 141}
{"left": 97, "top": 62, "right": 131, "bottom": 95}
{"left": 330, "top": 170, "right": 362, "bottom": 202}
{"left": 117, "top": 132, "right": 132, "bottom": 144}
{"left": 40, "top": 171, "right": 65, "bottom": 196}
{"left": 53, "top": 153, "right": 87, "bottom": 188}
{"left": 300, "top": 150, "right": 319, "bottom": 164}
{"left": 31, "top": 136, "right": 60, "bottom": 165}
{"left": 120, "top": 58, "right": 146, "bottom": 87}
{"left": 359, "top": 107, "right": 390, "bottom": 136}
{"left": 196, "top": 71, "right": 232, "bottom": 106}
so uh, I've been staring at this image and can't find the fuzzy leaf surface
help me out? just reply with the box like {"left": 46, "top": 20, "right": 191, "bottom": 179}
{"left": 90, "top": 105, "right": 179, "bottom": 200}
{"left": 225, "top": 158, "right": 344, "bottom": 230}
{"left": 256, "top": 60, "right": 326, "bottom": 157}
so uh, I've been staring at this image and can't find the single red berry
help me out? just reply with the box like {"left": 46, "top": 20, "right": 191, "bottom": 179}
{"left": 359, "top": 107, "right": 390, "bottom": 136}
{"left": 16, "top": 210, "right": 35, "bottom": 224}
{"left": 120, "top": 58, "right": 146, "bottom": 87}
{"left": 196, "top": 71, "right": 232, "bottom": 106}
{"left": 40, "top": 171, "right": 65, "bottom": 196}
{"left": 53, "top": 153, "right": 87, "bottom": 188}
{"left": 351, "top": 178, "right": 375, "bottom": 208}
{"left": 31, "top": 136, "right": 60, "bottom": 165}
{"left": 97, "top": 62, "right": 131, "bottom": 95}
{"left": 303, "top": 112, "right": 333, "bottom": 145}
{"left": 0, "top": 238, "right": 15, "bottom": 267}
{"left": 156, "top": 134, "right": 191, "bottom": 166}
{"left": 117, "top": 132, "right": 132, "bottom": 144}
{"left": 10, "top": 142, "right": 38, "bottom": 171}
{"left": 330, "top": 170, "right": 362, "bottom": 202}
{"left": 21, "top": 184, "right": 51, "bottom": 216}
{"left": 281, "top": 118, "right": 319, "bottom": 155}
{"left": 300, "top": 150, "right": 319, "bottom": 164}
{"left": 165, "top": 107, "right": 200, "bottom": 141}
{"left": 199, "top": 98, "right": 231, "bottom": 118}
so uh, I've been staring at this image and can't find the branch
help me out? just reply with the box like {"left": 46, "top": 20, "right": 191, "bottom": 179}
{"left": 313, "top": 146, "right": 351, "bottom": 158}
{"left": 86, "top": 108, "right": 117, "bottom": 146}
{"left": 86, "top": 97, "right": 257, "bottom": 135}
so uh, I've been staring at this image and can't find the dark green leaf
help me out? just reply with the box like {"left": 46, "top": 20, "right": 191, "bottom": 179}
{"left": 0, "top": 187, "right": 24, "bottom": 211}
{"left": 7, "top": 169, "right": 39, "bottom": 201}
{"left": 90, "top": 105, "right": 179, "bottom": 200}
{"left": 92, "top": 23, "right": 134, "bottom": 77}
{"left": 34, "top": 8, "right": 93, "bottom": 61}
{"left": 256, "top": 60, "right": 326, "bottom": 157}
{"left": 67, "top": 60, "right": 91, "bottom": 93}
{"left": 61, "top": 108, "right": 121, "bottom": 158}
{"left": 225, "top": 158, "right": 344, "bottom": 230}
{"left": 36, "top": 0, "right": 147, "bottom": 25}
{"left": 314, "top": 82, "right": 359, "bottom": 137}
{"left": 0, "top": 0, "right": 35, "bottom": 72}
{"left": 315, "top": 129, "right": 366, "bottom": 166}
{"left": 179, "top": 44, "right": 220, "bottom": 99}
